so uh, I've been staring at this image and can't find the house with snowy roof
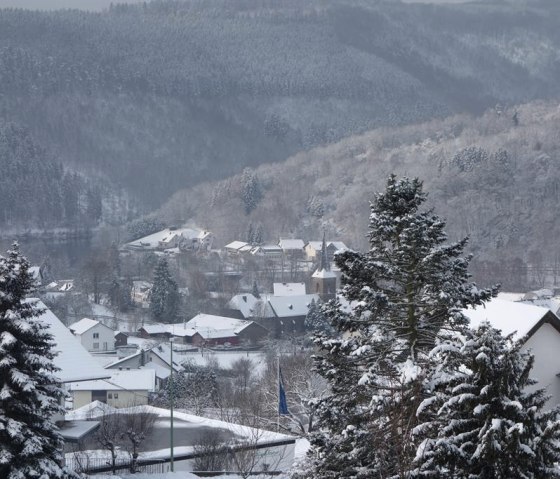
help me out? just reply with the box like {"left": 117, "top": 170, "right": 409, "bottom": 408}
{"left": 30, "top": 300, "right": 110, "bottom": 425}
{"left": 34, "top": 301, "right": 110, "bottom": 384}
{"left": 305, "top": 240, "right": 348, "bottom": 261}
{"left": 250, "top": 244, "right": 283, "bottom": 257}
{"left": 138, "top": 322, "right": 203, "bottom": 345}
{"left": 224, "top": 293, "right": 262, "bottom": 319}
{"left": 185, "top": 313, "right": 268, "bottom": 345}
{"left": 266, "top": 294, "right": 320, "bottom": 336}
{"left": 68, "top": 369, "right": 156, "bottom": 409}
{"left": 68, "top": 318, "right": 116, "bottom": 352}
{"left": 125, "top": 226, "right": 214, "bottom": 253}
{"left": 278, "top": 238, "right": 306, "bottom": 260}
{"left": 226, "top": 291, "right": 320, "bottom": 337}
{"left": 105, "top": 343, "right": 183, "bottom": 378}
{"left": 225, "top": 240, "right": 253, "bottom": 256}
{"left": 463, "top": 298, "right": 560, "bottom": 408}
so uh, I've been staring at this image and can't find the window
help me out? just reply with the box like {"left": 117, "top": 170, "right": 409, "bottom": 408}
{"left": 103, "top": 342, "right": 108, "bottom": 350}
{"left": 114, "top": 393, "right": 118, "bottom": 399}
{"left": 93, "top": 333, "right": 99, "bottom": 339}
{"left": 108, "top": 393, "right": 113, "bottom": 399}
{"left": 93, "top": 343, "right": 99, "bottom": 349}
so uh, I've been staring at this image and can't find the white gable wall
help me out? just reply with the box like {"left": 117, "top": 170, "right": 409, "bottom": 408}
{"left": 522, "top": 322, "right": 560, "bottom": 409}
{"left": 77, "top": 322, "right": 115, "bottom": 352}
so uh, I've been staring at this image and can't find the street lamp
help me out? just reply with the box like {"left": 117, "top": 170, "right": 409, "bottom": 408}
{"left": 169, "top": 337, "right": 175, "bottom": 472}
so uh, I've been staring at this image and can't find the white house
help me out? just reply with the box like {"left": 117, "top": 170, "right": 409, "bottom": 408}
{"left": 30, "top": 300, "right": 110, "bottom": 424}
{"left": 68, "top": 369, "right": 156, "bottom": 409}
{"left": 68, "top": 318, "right": 116, "bottom": 352}
{"left": 464, "top": 298, "right": 560, "bottom": 408}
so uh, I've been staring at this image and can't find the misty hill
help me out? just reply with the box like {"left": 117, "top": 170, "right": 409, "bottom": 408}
{"left": 2, "top": 0, "right": 560, "bottom": 222}
{"left": 156, "top": 101, "right": 560, "bottom": 290}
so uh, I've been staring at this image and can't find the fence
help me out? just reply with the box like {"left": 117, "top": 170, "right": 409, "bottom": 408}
{"left": 66, "top": 455, "right": 166, "bottom": 475}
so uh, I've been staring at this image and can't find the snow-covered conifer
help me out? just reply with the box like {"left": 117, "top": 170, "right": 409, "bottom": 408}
{"left": 300, "top": 176, "right": 496, "bottom": 478}
{"left": 0, "top": 244, "right": 71, "bottom": 479}
{"left": 149, "top": 257, "right": 179, "bottom": 323}
{"left": 240, "top": 168, "right": 263, "bottom": 215}
{"left": 414, "top": 322, "right": 560, "bottom": 478}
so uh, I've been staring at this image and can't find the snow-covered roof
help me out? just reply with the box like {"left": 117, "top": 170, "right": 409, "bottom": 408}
{"left": 522, "top": 297, "right": 560, "bottom": 316}
{"left": 126, "top": 336, "right": 158, "bottom": 350}
{"left": 68, "top": 317, "right": 104, "bottom": 335}
{"left": 197, "top": 328, "right": 238, "bottom": 339}
{"left": 32, "top": 300, "right": 110, "bottom": 383}
{"left": 198, "top": 230, "right": 213, "bottom": 239}
{"left": 66, "top": 400, "right": 115, "bottom": 420}
{"left": 170, "top": 328, "right": 198, "bottom": 338}
{"left": 330, "top": 241, "right": 348, "bottom": 251}
{"left": 312, "top": 268, "right": 337, "bottom": 279}
{"left": 103, "top": 350, "right": 143, "bottom": 369}
{"left": 150, "top": 343, "right": 183, "bottom": 371}
{"left": 251, "top": 244, "right": 283, "bottom": 255}
{"left": 141, "top": 361, "right": 171, "bottom": 380}
{"left": 126, "top": 227, "right": 203, "bottom": 249}
{"left": 140, "top": 324, "right": 172, "bottom": 335}
{"left": 186, "top": 313, "right": 255, "bottom": 334}
{"left": 225, "top": 241, "right": 249, "bottom": 251}
{"left": 497, "top": 292, "right": 526, "bottom": 302}
{"left": 463, "top": 298, "right": 550, "bottom": 339}
{"left": 226, "top": 293, "right": 260, "bottom": 317}
{"left": 268, "top": 294, "right": 320, "bottom": 318}
{"left": 69, "top": 369, "right": 156, "bottom": 392}
{"left": 273, "top": 282, "right": 307, "bottom": 296}
{"left": 279, "top": 238, "right": 305, "bottom": 250}
{"left": 306, "top": 240, "right": 348, "bottom": 252}
{"left": 141, "top": 323, "right": 197, "bottom": 337}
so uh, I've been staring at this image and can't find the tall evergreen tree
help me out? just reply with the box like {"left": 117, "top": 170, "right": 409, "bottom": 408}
{"left": 0, "top": 244, "right": 70, "bottom": 479}
{"left": 414, "top": 322, "right": 560, "bottom": 478}
{"left": 240, "top": 168, "right": 263, "bottom": 215}
{"left": 304, "top": 299, "right": 334, "bottom": 336}
{"left": 299, "top": 176, "right": 496, "bottom": 478}
{"left": 149, "top": 257, "right": 180, "bottom": 323}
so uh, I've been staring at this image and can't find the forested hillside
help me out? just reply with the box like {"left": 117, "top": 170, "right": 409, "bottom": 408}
{"left": 0, "top": 121, "right": 107, "bottom": 230}
{"left": 2, "top": 0, "right": 560, "bottom": 225}
{"left": 157, "top": 101, "right": 560, "bottom": 289}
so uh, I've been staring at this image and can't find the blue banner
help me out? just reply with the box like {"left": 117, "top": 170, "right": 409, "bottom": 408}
{"left": 278, "top": 366, "right": 289, "bottom": 415}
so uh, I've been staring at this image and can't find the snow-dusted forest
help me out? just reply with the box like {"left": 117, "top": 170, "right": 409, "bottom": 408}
{"left": 4, "top": 0, "right": 560, "bottom": 478}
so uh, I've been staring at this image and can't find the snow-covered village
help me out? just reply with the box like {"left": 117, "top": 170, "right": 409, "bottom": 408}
{"left": 4, "top": 1, "right": 560, "bottom": 479}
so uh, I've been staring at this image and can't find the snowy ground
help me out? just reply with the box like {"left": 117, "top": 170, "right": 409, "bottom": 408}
{"left": 93, "top": 473, "right": 290, "bottom": 479}
{"left": 176, "top": 349, "right": 268, "bottom": 374}
{"left": 66, "top": 404, "right": 296, "bottom": 474}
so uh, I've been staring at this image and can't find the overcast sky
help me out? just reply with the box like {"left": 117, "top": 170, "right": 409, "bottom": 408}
{"left": 0, "top": 0, "right": 145, "bottom": 11}
{"left": 0, "top": 0, "right": 472, "bottom": 11}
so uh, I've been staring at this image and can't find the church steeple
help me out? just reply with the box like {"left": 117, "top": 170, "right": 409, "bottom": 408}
{"left": 319, "top": 231, "right": 330, "bottom": 272}
{"left": 311, "top": 231, "right": 337, "bottom": 301}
